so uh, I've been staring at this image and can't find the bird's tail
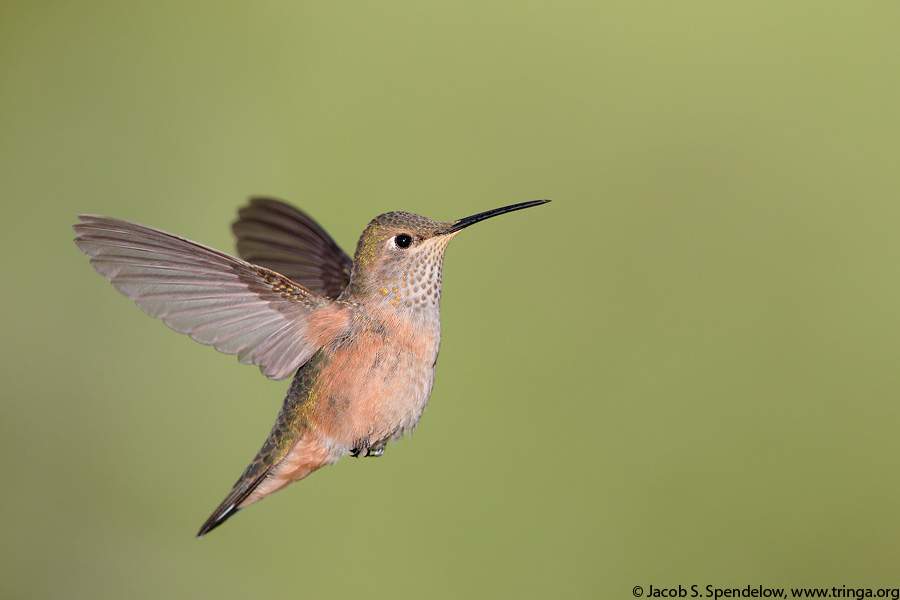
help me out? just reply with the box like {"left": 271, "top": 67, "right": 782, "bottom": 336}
{"left": 196, "top": 432, "right": 335, "bottom": 537}
{"left": 196, "top": 466, "right": 272, "bottom": 537}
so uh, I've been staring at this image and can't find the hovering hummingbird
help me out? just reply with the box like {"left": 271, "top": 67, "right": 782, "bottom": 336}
{"left": 73, "top": 197, "right": 549, "bottom": 536}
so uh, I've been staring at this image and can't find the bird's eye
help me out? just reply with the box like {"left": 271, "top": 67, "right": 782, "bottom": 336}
{"left": 394, "top": 234, "right": 413, "bottom": 249}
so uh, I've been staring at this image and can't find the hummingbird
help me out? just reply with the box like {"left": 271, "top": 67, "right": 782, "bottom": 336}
{"left": 73, "top": 197, "right": 549, "bottom": 536}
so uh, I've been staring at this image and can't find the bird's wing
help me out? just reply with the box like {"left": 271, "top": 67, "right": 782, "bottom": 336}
{"left": 73, "top": 215, "right": 350, "bottom": 380}
{"left": 231, "top": 197, "right": 353, "bottom": 299}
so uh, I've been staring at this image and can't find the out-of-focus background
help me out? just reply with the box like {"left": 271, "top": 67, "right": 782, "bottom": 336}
{"left": 2, "top": 2, "right": 899, "bottom": 598}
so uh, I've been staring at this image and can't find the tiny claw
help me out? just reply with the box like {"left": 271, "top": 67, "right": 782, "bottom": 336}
{"left": 365, "top": 446, "right": 385, "bottom": 457}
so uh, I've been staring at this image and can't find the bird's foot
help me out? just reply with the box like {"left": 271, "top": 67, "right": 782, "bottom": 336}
{"left": 365, "top": 445, "right": 385, "bottom": 457}
{"left": 350, "top": 441, "right": 386, "bottom": 458}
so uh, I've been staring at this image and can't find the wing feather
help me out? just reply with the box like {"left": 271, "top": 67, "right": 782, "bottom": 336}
{"left": 231, "top": 198, "right": 353, "bottom": 299}
{"left": 73, "top": 215, "right": 350, "bottom": 380}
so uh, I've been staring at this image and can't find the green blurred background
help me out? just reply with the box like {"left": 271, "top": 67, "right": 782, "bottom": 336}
{"left": 2, "top": 2, "right": 899, "bottom": 598}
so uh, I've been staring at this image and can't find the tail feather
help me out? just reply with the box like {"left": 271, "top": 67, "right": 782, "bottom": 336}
{"left": 196, "top": 469, "right": 272, "bottom": 537}
{"left": 196, "top": 426, "right": 334, "bottom": 537}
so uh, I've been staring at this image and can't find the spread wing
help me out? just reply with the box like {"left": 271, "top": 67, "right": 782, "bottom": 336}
{"left": 231, "top": 197, "right": 353, "bottom": 299}
{"left": 73, "top": 215, "right": 349, "bottom": 380}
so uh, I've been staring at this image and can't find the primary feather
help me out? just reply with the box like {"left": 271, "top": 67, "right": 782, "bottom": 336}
{"left": 73, "top": 215, "right": 348, "bottom": 380}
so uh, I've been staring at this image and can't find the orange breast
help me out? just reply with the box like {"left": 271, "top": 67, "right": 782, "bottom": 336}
{"left": 312, "top": 310, "right": 442, "bottom": 449}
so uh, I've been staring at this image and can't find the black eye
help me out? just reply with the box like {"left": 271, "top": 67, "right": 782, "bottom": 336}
{"left": 395, "top": 234, "right": 412, "bottom": 249}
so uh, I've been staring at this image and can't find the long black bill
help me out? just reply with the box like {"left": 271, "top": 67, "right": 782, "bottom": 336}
{"left": 438, "top": 199, "right": 551, "bottom": 235}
